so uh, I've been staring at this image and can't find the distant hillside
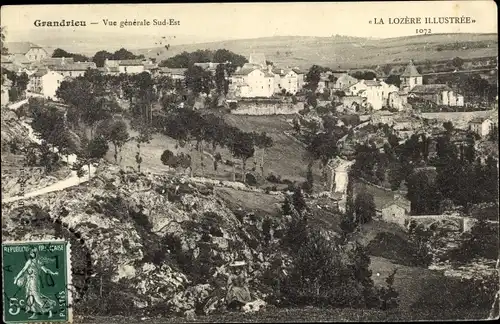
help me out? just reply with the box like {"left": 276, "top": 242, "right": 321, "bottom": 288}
{"left": 135, "top": 33, "right": 498, "bottom": 70}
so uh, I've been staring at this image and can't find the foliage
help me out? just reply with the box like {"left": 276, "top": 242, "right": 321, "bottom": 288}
{"left": 184, "top": 65, "right": 213, "bottom": 96}
{"left": 96, "top": 118, "right": 130, "bottom": 163}
{"left": 447, "top": 220, "right": 499, "bottom": 263}
{"left": 351, "top": 71, "right": 377, "bottom": 80}
{"left": 385, "top": 75, "right": 401, "bottom": 88}
{"left": 406, "top": 222, "right": 433, "bottom": 267}
{"left": 377, "top": 269, "right": 399, "bottom": 310}
{"left": 52, "top": 48, "right": 90, "bottom": 62}
{"left": 92, "top": 50, "right": 113, "bottom": 67}
{"left": 354, "top": 191, "right": 376, "bottom": 224}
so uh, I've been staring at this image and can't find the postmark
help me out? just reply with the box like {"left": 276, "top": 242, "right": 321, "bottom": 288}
{"left": 2, "top": 239, "right": 73, "bottom": 323}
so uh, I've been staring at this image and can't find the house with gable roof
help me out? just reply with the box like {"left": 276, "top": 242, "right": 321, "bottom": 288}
{"left": 381, "top": 194, "right": 412, "bottom": 227}
{"left": 5, "top": 42, "right": 49, "bottom": 62}
{"left": 400, "top": 60, "right": 423, "bottom": 91}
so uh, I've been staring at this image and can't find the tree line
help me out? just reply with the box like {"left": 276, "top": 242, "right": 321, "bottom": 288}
{"left": 156, "top": 109, "right": 273, "bottom": 182}
{"left": 51, "top": 47, "right": 146, "bottom": 67}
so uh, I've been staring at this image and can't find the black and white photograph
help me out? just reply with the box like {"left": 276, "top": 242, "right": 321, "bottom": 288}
{"left": 1, "top": 2, "right": 498, "bottom": 322}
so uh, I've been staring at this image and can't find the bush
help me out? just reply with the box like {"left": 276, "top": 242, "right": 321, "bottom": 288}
{"left": 280, "top": 230, "right": 379, "bottom": 308}
{"left": 245, "top": 173, "right": 257, "bottom": 186}
{"left": 266, "top": 173, "right": 281, "bottom": 183}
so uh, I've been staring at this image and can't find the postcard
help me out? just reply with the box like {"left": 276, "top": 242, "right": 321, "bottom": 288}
{"left": 1, "top": 2, "right": 498, "bottom": 323}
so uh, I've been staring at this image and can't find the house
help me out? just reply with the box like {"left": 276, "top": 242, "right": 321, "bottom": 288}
{"left": 332, "top": 73, "right": 358, "bottom": 91}
{"left": 5, "top": 42, "right": 49, "bottom": 62}
{"left": 371, "top": 110, "right": 395, "bottom": 125}
{"left": 400, "top": 60, "right": 423, "bottom": 91}
{"left": 381, "top": 194, "right": 411, "bottom": 227}
{"left": 348, "top": 79, "right": 385, "bottom": 110}
{"left": 292, "top": 68, "right": 305, "bottom": 90}
{"left": 159, "top": 67, "right": 186, "bottom": 80}
{"left": 104, "top": 59, "right": 152, "bottom": 74}
{"left": 52, "top": 62, "right": 97, "bottom": 78}
{"left": 339, "top": 96, "right": 366, "bottom": 113}
{"left": 409, "top": 84, "right": 454, "bottom": 105}
{"left": 387, "top": 91, "right": 408, "bottom": 111}
{"left": 469, "top": 117, "right": 494, "bottom": 137}
{"left": 193, "top": 62, "right": 221, "bottom": 75}
{"left": 317, "top": 71, "right": 335, "bottom": 93}
{"left": 40, "top": 57, "right": 75, "bottom": 68}
{"left": 272, "top": 67, "right": 301, "bottom": 94}
{"left": 29, "top": 70, "right": 65, "bottom": 100}
{"left": 230, "top": 66, "right": 275, "bottom": 98}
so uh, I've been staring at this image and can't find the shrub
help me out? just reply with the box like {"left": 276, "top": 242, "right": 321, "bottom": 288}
{"left": 280, "top": 230, "right": 379, "bottom": 308}
{"left": 245, "top": 173, "right": 257, "bottom": 186}
{"left": 266, "top": 173, "right": 281, "bottom": 183}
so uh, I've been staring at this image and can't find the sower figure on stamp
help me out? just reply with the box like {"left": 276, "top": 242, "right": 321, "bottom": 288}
{"left": 226, "top": 260, "right": 252, "bottom": 311}
{"left": 13, "top": 247, "right": 59, "bottom": 318}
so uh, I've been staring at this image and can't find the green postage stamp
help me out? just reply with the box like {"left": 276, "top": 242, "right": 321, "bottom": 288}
{"left": 2, "top": 240, "right": 73, "bottom": 323}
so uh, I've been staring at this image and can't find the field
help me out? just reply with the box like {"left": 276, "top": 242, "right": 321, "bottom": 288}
{"left": 110, "top": 115, "right": 324, "bottom": 188}
{"left": 136, "top": 33, "right": 498, "bottom": 70}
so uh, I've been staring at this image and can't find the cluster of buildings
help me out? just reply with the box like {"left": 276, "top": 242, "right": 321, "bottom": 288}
{"left": 228, "top": 53, "right": 304, "bottom": 98}
{"left": 1, "top": 42, "right": 173, "bottom": 102}
{"left": 317, "top": 60, "right": 466, "bottom": 113}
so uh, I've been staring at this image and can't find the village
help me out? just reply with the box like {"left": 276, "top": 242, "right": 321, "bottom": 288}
{"left": 1, "top": 26, "right": 499, "bottom": 323}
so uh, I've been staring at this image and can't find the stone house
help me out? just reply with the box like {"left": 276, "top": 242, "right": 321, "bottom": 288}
{"left": 469, "top": 117, "right": 494, "bottom": 137}
{"left": 28, "top": 70, "right": 65, "bottom": 100}
{"left": 348, "top": 79, "right": 385, "bottom": 111}
{"left": 409, "top": 84, "right": 453, "bottom": 105}
{"left": 5, "top": 42, "right": 49, "bottom": 62}
{"left": 158, "top": 67, "right": 187, "bottom": 81}
{"left": 381, "top": 194, "right": 411, "bottom": 227}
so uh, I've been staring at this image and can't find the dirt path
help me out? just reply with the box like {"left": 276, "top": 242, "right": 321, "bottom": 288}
{"left": 2, "top": 100, "right": 97, "bottom": 204}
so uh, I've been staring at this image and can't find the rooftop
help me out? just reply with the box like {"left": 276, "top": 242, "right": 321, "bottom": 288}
{"left": 118, "top": 59, "right": 146, "bottom": 66}
{"left": 401, "top": 60, "right": 421, "bottom": 77}
{"left": 52, "top": 62, "right": 97, "bottom": 71}
{"left": 410, "top": 84, "right": 452, "bottom": 94}
{"left": 5, "top": 42, "right": 45, "bottom": 55}
{"left": 233, "top": 67, "right": 259, "bottom": 76}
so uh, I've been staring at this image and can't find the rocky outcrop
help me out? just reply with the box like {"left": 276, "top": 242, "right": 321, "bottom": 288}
{"left": 2, "top": 163, "right": 284, "bottom": 317}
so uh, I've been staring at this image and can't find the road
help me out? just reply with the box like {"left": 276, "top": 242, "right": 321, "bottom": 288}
{"left": 2, "top": 99, "right": 97, "bottom": 204}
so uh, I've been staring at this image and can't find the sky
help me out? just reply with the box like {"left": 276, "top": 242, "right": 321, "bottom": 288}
{"left": 1, "top": 1, "right": 497, "bottom": 45}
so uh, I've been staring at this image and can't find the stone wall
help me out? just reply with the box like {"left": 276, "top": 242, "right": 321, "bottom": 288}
{"left": 231, "top": 100, "right": 304, "bottom": 115}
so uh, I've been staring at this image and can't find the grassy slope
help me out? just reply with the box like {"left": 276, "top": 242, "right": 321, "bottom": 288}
{"left": 136, "top": 33, "right": 498, "bottom": 70}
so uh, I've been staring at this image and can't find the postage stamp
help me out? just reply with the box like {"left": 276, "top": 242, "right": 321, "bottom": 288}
{"left": 2, "top": 240, "right": 73, "bottom": 323}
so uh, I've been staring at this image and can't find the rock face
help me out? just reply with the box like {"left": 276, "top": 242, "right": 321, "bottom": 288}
{"left": 1, "top": 163, "right": 284, "bottom": 317}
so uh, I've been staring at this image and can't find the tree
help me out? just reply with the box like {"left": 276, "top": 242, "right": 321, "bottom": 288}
{"left": 443, "top": 121, "right": 454, "bottom": 133}
{"left": 302, "top": 162, "right": 314, "bottom": 194}
{"left": 229, "top": 132, "right": 255, "bottom": 183}
{"left": 134, "top": 120, "right": 153, "bottom": 173}
{"left": 92, "top": 50, "right": 113, "bottom": 67}
{"left": 97, "top": 118, "right": 129, "bottom": 164}
{"left": 112, "top": 48, "right": 140, "bottom": 60}
{"left": 215, "top": 64, "right": 228, "bottom": 95}
{"left": 185, "top": 65, "right": 212, "bottom": 96}
{"left": 385, "top": 75, "right": 401, "bottom": 88}
{"left": 52, "top": 48, "right": 89, "bottom": 62}
{"left": 305, "top": 132, "right": 338, "bottom": 187}
{"left": 84, "top": 136, "right": 108, "bottom": 175}
{"left": 161, "top": 149, "right": 177, "bottom": 168}
{"left": 354, "top": 191, "right": 376, "bottom": 224}
{"left": 305, "top": 65, "right": 324, "bottom": 91}
{"left": 451, "top": 57, "right": 464, "bottom": 69}
{"left": 254, "top": 132, "right": 273, "bottom": 176}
